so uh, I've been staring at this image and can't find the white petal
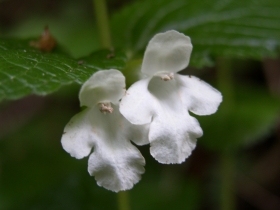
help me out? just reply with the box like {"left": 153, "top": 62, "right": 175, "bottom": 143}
{"left": 121, "top": 76, "right": 203, "bottom": 164}
{"left": 119, "top": 78, "right": 155, "bottom": 125}
{"left": 86, "top": 106, "right": 146, "bottom": 192}
{"left": 176, "top": 75, "right": 223, "bottom": 115}
{"left": 141, "top": 30, "right": 192, "bottom": 76}
{"left": 79, "top": 70, "right": 126, "bottom": 107}
{"left": 88, "top": 143, "right": 145, "bottom": 192}
{"left": 61, "top": 108, "right": 94, "bottom": 159}
{"left": 149, "top": 112, "right": 202, "bottom": 164}
{"left": 147, "top": 77, "right": 203, "bottom": 163}
{"left": 127, "top": 123, "right": 150, "bottom": 146}
{"left": 62, "top": 105, "right": 148, "bottom": 192}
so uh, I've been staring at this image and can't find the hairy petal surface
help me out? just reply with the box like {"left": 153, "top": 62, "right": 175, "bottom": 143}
{"left": 79, "top": 70, "right": 126, "bottom": 107}
{"left": 141, "top": 30, "right": 192, "bottom": 76}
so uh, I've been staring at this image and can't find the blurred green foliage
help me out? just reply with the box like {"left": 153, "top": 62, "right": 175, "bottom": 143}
{"left": 0, "top": 38, "right": 126, "bottom": 101}
{"left": 198, "top": 86, "right": 280, "bottom": 151}
{"left": 111, "top": 0, "right": 280, "bottom": 66}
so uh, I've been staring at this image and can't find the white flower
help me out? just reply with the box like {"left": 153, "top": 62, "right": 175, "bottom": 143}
{"left": 61, "top": 70, "right": 149, "bottom": 192}
{"left": 119, "top": 30, "right": 222, "bottom": 164}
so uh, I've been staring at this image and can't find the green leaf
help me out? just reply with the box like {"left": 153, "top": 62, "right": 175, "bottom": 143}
{"left": 0, "top": 38, "right": 127, "bottom": 101}
{"left": 111, "top": 0, "right": 280, "bottom": 67}
{"left": 197, "top": 86, "right": 280, "bottom": 151}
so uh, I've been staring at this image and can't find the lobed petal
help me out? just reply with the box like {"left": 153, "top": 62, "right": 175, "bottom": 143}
{"left": 127, "top": 123, "right": 150, "bottom": 146}
{"left": 85, "top": 106, "right": 146, "bottom": 192}
{"left": 141, "top": 30, "right": 192, "bottom": 76}
{"left": 120, "top": 78, "right": 155, "bottom": 125}
{"left": 88, "top": 143, "right": 145, "bottom": 192}
{"left": 79, "top": 70, "right": 126, "bottom": 107}
{"left": 147, "top": 77, "right": 203, "bottom": 163}
{"left": 63, "top": 70, "right": 149, "bottom": 192}
{"left": 149, "top": 112, "right": 202, "bottom": 164}
{"left": 61, "top": 108, "right": 94, "bottom": 159}
{"left": 121, "top": 76, "right": 203, "bottom": 164}
{"left": 176, "top": 75, "right": 223, "bottom": 115}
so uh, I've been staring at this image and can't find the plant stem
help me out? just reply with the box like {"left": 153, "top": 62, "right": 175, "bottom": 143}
{"left": 216, "top": 58, "right": 235, "bottom": 210}
{"left": 220, "top": 152, "right": 235, "bottom": 210}
{"left": 117, "top": 191, "right": 130, "bottom": 210}
{"left": 216, "top": 58, "right": 234, "bottom": 112}
{"left": 93, "top": 0, "right": 112, "bottom": 48}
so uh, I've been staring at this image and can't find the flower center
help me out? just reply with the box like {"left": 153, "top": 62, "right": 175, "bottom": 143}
{"left": 98, "top": 103, "right": 113, "bottom": 114}
{"left": 160, "top": 73, "right": 174, "bottom": 81}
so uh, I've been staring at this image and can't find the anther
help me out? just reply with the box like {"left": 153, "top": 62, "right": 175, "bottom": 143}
{"left": 99, "top": 103, "right": 113, "bottom": 114}
{"left": 161, "top": 73, "right": 174, "bottom": 81}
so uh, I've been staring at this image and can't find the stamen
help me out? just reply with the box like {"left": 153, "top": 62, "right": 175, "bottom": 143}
{"left": 99, "top": 103, "right": 113, "bottom": 114}
{"left": 161, "top": 73, "right": 174, "bottom": 81}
